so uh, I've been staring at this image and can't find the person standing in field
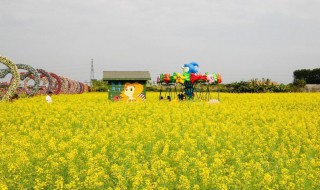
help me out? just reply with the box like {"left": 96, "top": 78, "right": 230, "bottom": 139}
{"left": 46, "top": 91, "right": 53, "bottom": 103}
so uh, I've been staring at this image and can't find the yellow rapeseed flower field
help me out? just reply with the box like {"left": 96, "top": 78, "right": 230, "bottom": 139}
{"left": 0, "top": 92, "right": 319, "bottom": 189}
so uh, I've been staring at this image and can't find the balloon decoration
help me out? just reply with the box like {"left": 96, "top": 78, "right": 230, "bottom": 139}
{"left": 158, "top": 62, "right": 222, "bottom": 101}
{"left": 182, "top": 62, "right": 199, "bottom": 74}
{"left": 0, "top": 56, "right": 20, "bottom": 101}
{"left": 0, "top": 55, "right": 89, "bottom": 101}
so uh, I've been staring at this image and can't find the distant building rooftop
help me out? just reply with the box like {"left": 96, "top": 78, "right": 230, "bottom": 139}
{"left": 103, "top": 71, "right": 151, "bottom": 81}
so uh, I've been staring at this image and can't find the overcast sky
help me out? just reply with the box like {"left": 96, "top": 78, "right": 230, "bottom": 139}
{"left": 1, "top": 0, "right": 319, "bottom": 84}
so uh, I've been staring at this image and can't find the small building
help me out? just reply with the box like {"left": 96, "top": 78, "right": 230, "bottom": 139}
{"left": 304, "top": 84, "right": 320, "bottom": 92}
{"left": 103, "top": 71, "right": 151, "bottom": 101}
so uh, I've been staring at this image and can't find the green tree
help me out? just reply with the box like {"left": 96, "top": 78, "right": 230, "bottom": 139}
{"left": 293, "top": 68, "right": 320, "bottom": 84}
{"left": 91, "top": 79, "right": 108, "bottom": 92}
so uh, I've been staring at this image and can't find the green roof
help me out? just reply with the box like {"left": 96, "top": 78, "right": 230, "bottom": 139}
{"left": 103, "top": 71, "right": 151, "bottom": 81}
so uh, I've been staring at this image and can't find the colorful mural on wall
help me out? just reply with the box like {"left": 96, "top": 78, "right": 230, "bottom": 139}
{"left": 110, "top": 82, "right": 145, "bottom": 102}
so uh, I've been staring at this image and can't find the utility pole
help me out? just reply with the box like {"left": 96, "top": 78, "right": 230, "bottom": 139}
{"left": 90, "top": 58, "right": 94, "bottom": 86}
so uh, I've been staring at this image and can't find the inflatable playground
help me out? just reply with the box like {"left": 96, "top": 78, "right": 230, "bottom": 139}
{"left": 157, "top": 62, "right": 222, "bottom": 101}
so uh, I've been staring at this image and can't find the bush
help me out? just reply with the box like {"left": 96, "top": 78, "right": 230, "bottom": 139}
{"left": 293, "top": 79, "right": 306, "bottom": 88}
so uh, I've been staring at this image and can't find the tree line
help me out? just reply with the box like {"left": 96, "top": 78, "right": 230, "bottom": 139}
{"left": 223, "top": 78, "right": 286, "bottom": 93}
{"left": 294, "top": 68, "right": 320, "bottom": 84}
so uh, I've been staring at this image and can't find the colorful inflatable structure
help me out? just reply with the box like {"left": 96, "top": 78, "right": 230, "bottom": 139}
{"left": 0, "top": 55, "right": 89, "bottom": 101}
{"left": 157, "top": 62, "right": 222, "bottom": 101}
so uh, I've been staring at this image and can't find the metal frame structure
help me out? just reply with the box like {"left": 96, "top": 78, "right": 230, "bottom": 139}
{"left": 159, "top": 81, "right": 220, "bottom": 101}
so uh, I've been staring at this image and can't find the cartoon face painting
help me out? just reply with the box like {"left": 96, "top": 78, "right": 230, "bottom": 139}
{"left": 124, "top": 84, "right": 135, "bottom": 100}
{"left": 120, "top": 82, "right": 144, "bottom": 102}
